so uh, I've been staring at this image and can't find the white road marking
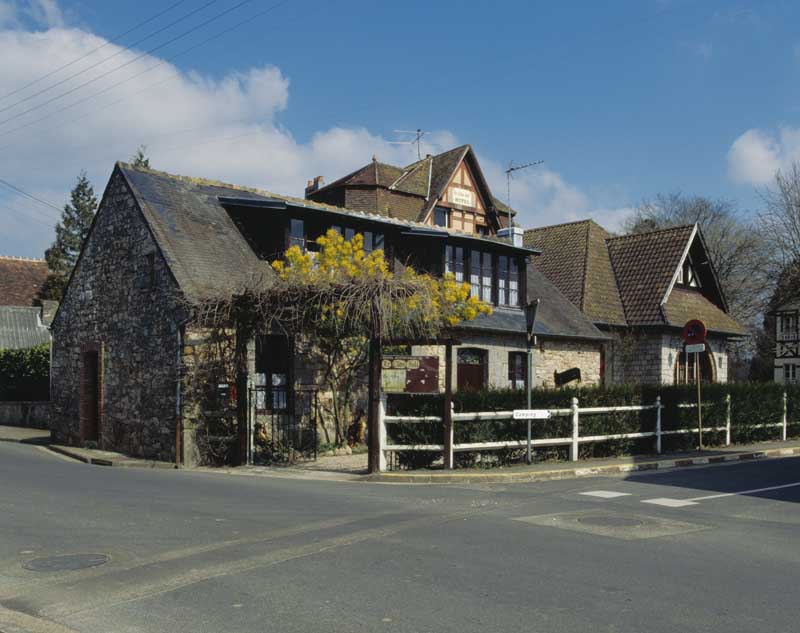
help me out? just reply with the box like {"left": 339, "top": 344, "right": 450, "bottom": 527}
{"left": 641, "top": 481, "right": 800, "bottom": 508}
{"left": 579, "top": 490, "right": 632, "bottom": 499}
{"left": 641, "top": 498, "right": 698, "bottom": 508}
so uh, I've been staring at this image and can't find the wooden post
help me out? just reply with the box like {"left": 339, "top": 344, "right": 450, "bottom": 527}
{"left": 570, "top": 397, "right": 579, "bottom": 462}
{"left": 655, "top": 395, "right": 662, "bottom": 455}
{"left": 696, "top": 351, "right": 703, "bottom": 451}
{"left": 443, "top": 341, "right": 454, "bottom": 470}
{"left": 725, "top": 394, "right": 731, "bottom": 446}
{"left": 367, "top": 337, "right": 382, "bottom": 474}
{"left": 783, "top": 391, "right": 788, "bottom": 442}
{"left": 378, "top": 393, "right": 387, "bottom": 472}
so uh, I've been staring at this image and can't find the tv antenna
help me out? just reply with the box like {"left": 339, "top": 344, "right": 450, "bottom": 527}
{"left": 389, "top": 129, "right": 428, "bottom": 160}
{"left": 505, "top": 160, "right": 543, "bottom": 230}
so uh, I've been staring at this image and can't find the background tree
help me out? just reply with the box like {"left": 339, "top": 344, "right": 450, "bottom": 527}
{"left": 624, "top": 192, "right": 767, "bottom": 329}
{"left": 131, "top": 145, "right": 150, "bottom": 168}
{"left": 41, "top": 171, "right": 97, "bottom": 301}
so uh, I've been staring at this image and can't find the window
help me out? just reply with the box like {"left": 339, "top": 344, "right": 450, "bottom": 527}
{"left": 508, "top": 351, "right": 527, "bottom": 390}
{"left": 434, "top": 207, "right": 450, "bottom": 227}
{"left": 445, "top": 245, "right": 465, "bottom": 282}
{"left": 289, "top": 218, "right": 305, "bottom": 250}
{"left": 345, "top": 227, "right": 356, "bottom": 241}
{"left": 363, "top": 231, "right": 385, "bottom": 253}
{"left": 679, "top": 256, "right": 700, "bottom": 288}
{"left": 476, "top": 225, "right": 489, "bottom": 236}
{"left": 480, "top": 252, "right": 493, "bottom": 302}
{"left": 498, "top": 256, "right": 520, "bottom": 306}
{"left": 781, "top": 313, "right": 798, "bottom": 340}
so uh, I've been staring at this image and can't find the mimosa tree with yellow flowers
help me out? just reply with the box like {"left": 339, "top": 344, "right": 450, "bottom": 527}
{"left": 188, "top": 229, "right": 491, "bottom": 458}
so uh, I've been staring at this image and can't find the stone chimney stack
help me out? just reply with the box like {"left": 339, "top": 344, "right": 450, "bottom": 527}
{"left": 304, "top": 176, "right": 324, "bottom": 198}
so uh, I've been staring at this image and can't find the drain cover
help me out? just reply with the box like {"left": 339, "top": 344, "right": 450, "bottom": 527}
{"left": 577, "top": 516, "right": 643, "bottom": 528}
{"left": 23, "top": 554, "right": 109, "bottom": 572}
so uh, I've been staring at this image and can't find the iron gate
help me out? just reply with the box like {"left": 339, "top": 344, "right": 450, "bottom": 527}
{"left": 247, "top": 386, "right": 318, "bottom": 464}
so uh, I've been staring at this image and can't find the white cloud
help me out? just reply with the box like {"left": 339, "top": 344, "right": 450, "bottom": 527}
{"left": 0, "top": 10, "right": 625, "bottom": 256}
{"left": 726, "top": 127, "right": 800, "bottom": 185}
{"left": 0, "top": 0, "right": 63, "bottom": 28}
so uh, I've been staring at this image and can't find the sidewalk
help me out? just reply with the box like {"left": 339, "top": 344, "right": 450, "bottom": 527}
{"left": 3, "top": 424, "right": 798, "bottom": 483}
{"left": 368, "top": 440, "right": 800, "bottom": 483}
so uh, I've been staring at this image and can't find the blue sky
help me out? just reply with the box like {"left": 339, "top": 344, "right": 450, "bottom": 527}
{"left": 1, "top": 0, "right": 798, "bottom": 257}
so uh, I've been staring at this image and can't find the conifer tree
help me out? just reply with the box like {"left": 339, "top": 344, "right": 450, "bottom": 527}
{"left": 41, "top": 171, "right": 97, "bottom": 301}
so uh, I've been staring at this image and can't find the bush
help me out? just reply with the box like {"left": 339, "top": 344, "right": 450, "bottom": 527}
{"left": 0, "top": 344, "right": 50, "bottom": 401}
{"left": 385, "top": 383, "right": 798, "bottom": 469}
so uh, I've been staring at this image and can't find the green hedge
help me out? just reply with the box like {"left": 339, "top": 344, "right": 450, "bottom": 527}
{"left": 385, "top": 383, "right": 799, "bottom": 469}
{"left": 0, "top": 344, "right": 50, "bottom": 401}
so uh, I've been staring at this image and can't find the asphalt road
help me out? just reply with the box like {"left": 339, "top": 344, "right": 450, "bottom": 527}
{"left": 1, "top": 441, "right": 799, "bottom": 633}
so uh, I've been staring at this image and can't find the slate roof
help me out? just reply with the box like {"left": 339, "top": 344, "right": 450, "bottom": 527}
{"left": 524, "top": 221, "right": 745, "bottom": 336}
{"left": 523, "top": 220, "right": 626, "bottom": 326}
{"left": 0, "top": 256, "right": 48, "bottom": 306}
{"left": 310, "top": 144, "right": 519, "bottom": 224}
{"left": 606, "top": 225, "right": 696, "bottom": 325}
{"left": 460, "top": 268, "right": 607, "bottom": 341}
{"left": 118, "top": 163, "right": 536, "bottom": 302}
{"left": 0, "top": 306, "right": 49, "bottom": 350}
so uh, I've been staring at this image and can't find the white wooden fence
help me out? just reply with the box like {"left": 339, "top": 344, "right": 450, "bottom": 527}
{"left": 378, "top": 392, "right": 792, "bottom": 472}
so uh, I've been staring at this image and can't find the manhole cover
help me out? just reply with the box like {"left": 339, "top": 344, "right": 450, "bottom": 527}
{"left": 577, "top": 516, "right": 643, "bottom": 528}
{"left": 23, "top": 554, "right": 109, "bottom": 572}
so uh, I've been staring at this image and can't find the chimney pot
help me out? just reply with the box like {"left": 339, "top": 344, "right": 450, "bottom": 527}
{"left": 305, "top": 176, "right": 324, "bottom": 198}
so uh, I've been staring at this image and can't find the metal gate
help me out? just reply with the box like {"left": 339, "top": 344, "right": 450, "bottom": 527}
{"left": 247, "top": 386, "right": 318, "bottom": 464}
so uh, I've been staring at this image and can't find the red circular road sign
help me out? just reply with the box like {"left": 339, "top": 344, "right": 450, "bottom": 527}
{"left": 682, "top": 319, "right": 707, "bottom": 344}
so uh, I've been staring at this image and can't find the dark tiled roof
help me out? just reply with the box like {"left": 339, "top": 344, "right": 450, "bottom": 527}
{"left": 523, "top": 220, "right": 625, "bottom": 325}
{"left": 461, "top": 268, "right": 607, "bottom": 341}
{"left": 118, "top": 164, "right": 535, "bottom": 302}
{"left": 607, "top": 225, "right": 695, "bottom": 325}
{"left": 663, "top": 288, "right": 746, "bottom": 336}
{"left": 316, "top": 160, "right": 403, "bottom": 190}
{"left": 119, "top": 164, "right": 275, "bottom": 301}
{"left": 0, "top": 256, "right": 47, "bottom": 306}
{"left": 0, "top": 306, "right": 49, "bottom": 350}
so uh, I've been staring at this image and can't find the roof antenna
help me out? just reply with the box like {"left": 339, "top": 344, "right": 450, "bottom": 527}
{"left": 389, "top": 129, "right": 428, "bottom": 160}
{"left": 505, "top": 160, "right": 544, "bottom": 230}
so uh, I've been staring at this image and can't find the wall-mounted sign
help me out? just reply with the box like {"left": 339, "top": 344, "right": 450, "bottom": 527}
{"left": 381, "top": 356, "right": 439, "bottom": 394}
{"left": 554, "top": 367, "right": 581, "bottom": 387}
{"left": 448, "top": 187, "right": 475, "bottom": 208}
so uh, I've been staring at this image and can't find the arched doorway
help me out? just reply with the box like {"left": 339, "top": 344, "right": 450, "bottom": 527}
{"left": 457, "top": 348, "right": 487, "bottom": 391}
{"left": 674, "top": 344, "right": 715, "bottom": 384}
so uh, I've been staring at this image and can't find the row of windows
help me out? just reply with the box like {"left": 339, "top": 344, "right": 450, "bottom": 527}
{"left": 446, "top": 246, "right": 520, "bottom": 306}
{"left": 289, "top": 218, "right": 385, "bottom": 253}
{"left": 433, "top": 206, "right": 489, "bottom": 235}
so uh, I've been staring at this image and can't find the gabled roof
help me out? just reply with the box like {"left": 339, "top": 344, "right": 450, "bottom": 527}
{"left": 523, "top": 220, "right": 626, "bottom": 326}
{"left": 309, "top": 144, "right": 517, "bottom": 224}
{"left": 0, "top": 306, "right": 49, "bottom": 349}
{"left": 607, "top": 224, "right": 696, "bottom": 325}
{"left": 0, "top": 256, "right": 48, "bottom": 306}
{"left": 524, "top": 220, "right": 745, "bottom": 336}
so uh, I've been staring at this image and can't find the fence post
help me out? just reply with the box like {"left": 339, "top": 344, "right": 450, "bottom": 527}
{"left": 725, "top": 394, "right": 731, "bottom": 447}
{"left": 655, "top": 395, "right": 662, "bottom": 455}
{"left": 378, "top": 393, "right": 387, "bottom": 472}
{"left": 783, "top": 391, "right": 788, "bottom": 442}
{"left": 570, "top": 397, "right": 579, "bottom": 462}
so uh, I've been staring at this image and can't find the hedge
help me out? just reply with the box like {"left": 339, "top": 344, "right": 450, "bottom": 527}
{"left": 385, "top": 383, "right": 800, "bottom": 469}
{"left": 0, "top": 344, "right": 50, "bottom": 401}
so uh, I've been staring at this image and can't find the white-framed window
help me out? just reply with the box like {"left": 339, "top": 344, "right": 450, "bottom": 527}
{"left": 784, "top": 364, "right": 799, "bottom": 383}
{"left": 678, "top": 256, "right": 700, "bottom": 288}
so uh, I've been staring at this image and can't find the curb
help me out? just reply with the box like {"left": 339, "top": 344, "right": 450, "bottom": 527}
{"left": 365, "top": 446, "right": 800, "bottom": 484}
{"left": 47, "top": 444, "right": 177, "bottom": 470}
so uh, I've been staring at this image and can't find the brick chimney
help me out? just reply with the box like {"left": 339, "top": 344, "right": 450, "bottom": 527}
{"left": 304, "top": 175, "right": 324, "bottom": 198}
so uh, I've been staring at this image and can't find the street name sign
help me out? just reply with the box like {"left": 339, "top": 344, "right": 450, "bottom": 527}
{"left": 513, "top": 409, "right": 552, "bottom": 420}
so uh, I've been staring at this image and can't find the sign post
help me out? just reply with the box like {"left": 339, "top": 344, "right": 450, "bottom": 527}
{"left": 682, "top": 320, "right": 707, "bottom": 451}
{"left": 525, "top": 299, "right": 540, "bottom": 465}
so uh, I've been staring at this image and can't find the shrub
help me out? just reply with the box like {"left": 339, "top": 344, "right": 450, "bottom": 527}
{"left": 0, "top": 344, "right": 50, "bottom": 401}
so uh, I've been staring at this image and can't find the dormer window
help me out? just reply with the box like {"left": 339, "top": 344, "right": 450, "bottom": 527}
{"left": 678, "top": 256, "right": 700, "bottom": 288}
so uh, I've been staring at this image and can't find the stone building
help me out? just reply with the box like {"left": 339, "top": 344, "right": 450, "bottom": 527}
{"left": 51, "top": 153, "right": 605, "bottom": 464}
{"left": 524, "top": 220, "right": 745, "bottom": 384}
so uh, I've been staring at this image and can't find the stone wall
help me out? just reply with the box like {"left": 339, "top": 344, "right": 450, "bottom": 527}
{"left": 0, "top": 401, "right": 50, "bottom": 429}
{"left": 50, "top": 170, "right": 185, "bottom": 461}
{"left": 604, "top": 329, "right": 730, "bottom": 385}
{"left": 413, "top": 332, "right": 603, "bottom": 391}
